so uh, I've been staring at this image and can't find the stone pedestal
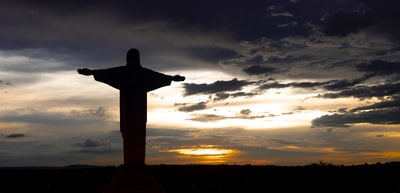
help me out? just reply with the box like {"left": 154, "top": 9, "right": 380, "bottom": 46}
{"left": 103, "top": 164, "right": 165, "bottom": 193}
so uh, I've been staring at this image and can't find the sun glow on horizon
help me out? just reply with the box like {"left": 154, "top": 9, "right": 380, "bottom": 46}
{"left": 162, "top": 145, "right": 240, "bottom": 163}
{"left": 170, "top": 148, "right": 234, "bottom": 156}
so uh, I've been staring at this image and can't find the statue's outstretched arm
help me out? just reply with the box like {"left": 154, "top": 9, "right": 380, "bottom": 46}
{"left": 77, "top": 68, "right": 93, "bottom": 76}
{"left": 172, "top": 75, "right": 185, "bottom": 81}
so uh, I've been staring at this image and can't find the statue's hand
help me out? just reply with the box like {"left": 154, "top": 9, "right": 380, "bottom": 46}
{"left": 172, "top": 75, "right": 185, "bottom": 82}
{"left": 77, "top": 68, "right": 92, "bottom": 76}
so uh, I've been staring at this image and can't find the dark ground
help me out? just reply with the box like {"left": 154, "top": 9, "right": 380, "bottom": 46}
{"left": 0, "top": 162, "right": 399, "bottom": 193}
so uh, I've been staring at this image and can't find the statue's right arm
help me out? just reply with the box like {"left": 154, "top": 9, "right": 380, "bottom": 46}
{"left": 77, "top": 68, "right": 93, "bottom": 76}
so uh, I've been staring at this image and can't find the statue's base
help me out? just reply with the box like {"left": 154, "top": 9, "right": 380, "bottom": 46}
{"left": 102, "top": 164, "right": 165, "bottom": 193}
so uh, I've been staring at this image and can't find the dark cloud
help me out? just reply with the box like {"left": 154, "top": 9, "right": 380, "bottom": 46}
{"left": 361, "top": 0, "right": 400, "bottom": 42}
{"left": 259, "top": 79, "right": 330, "bottom": 90}
{"left": 74, "top": 138, "right": 118, "bottom": 153}
{"left": 89, "top": 107, "right": 106, "bottom": 117}
{"left": 259, "top": 81, "right": 288, "bottom": 90}
{"left": 7, "top": 0, "right": 105, "bottom": 15}
{"left": 212, "top": 91, "right": 259, "bottom": 102}
{"left": 183, "top": 78, "right": 254, "bottom": 96}
{"left": 188, "top": 114, "right": 227, "bottom": 122}
{"left": 322, "top": 77, "right": 369, "bottom": 91}
{"left": 177, "top": 102, "right": 207, "bottom": 112}
{"left": 242, "top": 65, "right": 277, "bottom": 76}
{"left": 177, "top": 90, "right": 260, "bottom": 112}
{"left": 290, "top": 81, "right": 333, "bottom": 89}
{"left": 5, "top": 133, "right": 26, "bottom": 138}
{"left": 147, "top": 128, "right": 252, "bottom": 153}
{"left": 213, "top": 93, "right": 231, "bottom": 101}
{"left": 257, "top": 71, "right": 398, "bottom": 100}
{"left": 230, "top": 91, "right": 259, "bottom": 98}
{"left": 356, "top": 60, "right": 400, "bottom": 78}
{"left": 317, "top": 8, "right": 372, "bottom": 37}
{"left": 311, "top": 0, "right": 400, "bottom": 40}
{"left": 350, "top": 96, "right": 400, "bottom": 112}
{"left": 147, "top": 128, "right": 198, "bottom": 138}
{"left": 239, "top": 109, "right": 251, "bottom": 116}
{"left": 311, "top": 107, "right": 400, "bottom": 128}
{"left": 188, "top": 111, "right": 265, "bottom": 122}
{"left": 76, "top": 138, "right": 106, "bottom": 148}
{"left": 0, "top": 110, "right": 104, "bottom": 126}
{"left": 185, "top": 47, "right": 238, "bottom": 63}
{"left": 337, "top": 108, "right": 348, "bottom": 113}
{"left": 320, "top": 83, "right": 400, "bottom": 99}
{"left": 313, "top": 95, "right": 400, "bottom": 128}
{"left": 0, "top": 0, "right": 335, "bottom": 71}
{"left": 259, "top": 73, "right": 378, "bottom": 92}
{"left": 2, "top": 0, "right": 398, "bottom": 76}
{"left": 0, "top": 0, "right": 279, "bottom": 49}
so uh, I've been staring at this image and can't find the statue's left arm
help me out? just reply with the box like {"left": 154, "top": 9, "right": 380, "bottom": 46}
{"left": 141, "top": 68, "right": 185, "bottom": 92}
{"left": 171, "top": 75, "right": 185, "bottom": 82}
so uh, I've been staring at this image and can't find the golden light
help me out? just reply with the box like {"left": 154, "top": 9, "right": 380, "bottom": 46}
{"left": 172, "top": 148, "right": 234, "bottom": 156}
{"left": 162, "top": 145, "right": 240, "bottom": 163}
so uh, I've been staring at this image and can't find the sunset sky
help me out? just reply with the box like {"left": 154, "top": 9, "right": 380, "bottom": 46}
{"left": 1, "top": 0, "right": 400, "bottom": 166}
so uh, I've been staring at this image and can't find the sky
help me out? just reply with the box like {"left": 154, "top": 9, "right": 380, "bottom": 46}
{"left": 1, "top": 0, "right": 400, "bottom": 167}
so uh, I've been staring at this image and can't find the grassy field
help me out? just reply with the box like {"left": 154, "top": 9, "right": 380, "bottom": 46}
{"left": 0, "top": 162, "right": 399, "bottom": 193}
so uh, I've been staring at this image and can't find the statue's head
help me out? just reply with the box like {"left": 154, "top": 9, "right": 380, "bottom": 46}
{"left": 126, "top": 48, "right": 141, "bottom": 68}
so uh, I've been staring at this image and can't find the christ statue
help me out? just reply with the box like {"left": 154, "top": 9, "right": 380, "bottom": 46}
{"left": 78, "top": 48, "right": 185, "bottom": 165}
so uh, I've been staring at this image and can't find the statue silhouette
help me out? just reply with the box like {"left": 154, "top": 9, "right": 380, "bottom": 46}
{"left": 78, "top": 48, "right": 184, "bottom": 91}
{"left": 78, "top": 48, "right": 184, "bottom": 165}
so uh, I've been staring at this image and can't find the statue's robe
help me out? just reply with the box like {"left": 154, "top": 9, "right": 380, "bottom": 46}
{"left": 90, "top": 66, "right": 174, "bottom": 164}
{"left": 91, "top": 66, "right": 174, "bottom": 91}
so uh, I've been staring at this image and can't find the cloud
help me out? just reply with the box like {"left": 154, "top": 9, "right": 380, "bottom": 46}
{"left": 88, "top": 107, "right": 106, "bottom": 117}
{"left": 312, "top": 107, "right": 400, "bottom": 128}
{"left": 184, "top": 46, "right": 238, "bottom": 63}
{"left": 0, "top": 1, "right": 242, "bottom": 72}
{"left": 183, "top": 78, "right": 255, "bottom": 96}
{"left": 212, "top": 91, "right": 260, "bottom": 102}
{"left": 350, "top": 96, "right": 400, "bottom": 112}
{"left": 176, "top": 90, "right": 261, "bottom": 112}
{"left": 0, "top": 50, "right": 73, "bottom": 72}
{"left": 242, "top": 65, "right": 277, "bottom": 76}
{"left": 76, "top": 138, "right": 106, "bottom": 148}
{"left": 318, "top": 9, "right": 372, "bottom": 37}
{"left": 320, "top": 83, "right": 400, "bottom": 99}
{"left": 254, "top": 63, "right": 399, "bottom": 99}
{"left": 0, "top": 109, "right": 103, "bottom": 126}
{"left": 188, "top": 114, "right": 227, "bottom": 122}
{"left": 146, "top": 128, "right": 229, "bottom": 149}
{"left": 5, "top": 133, "right": 26, "bottom": 138}
{"left": 74, "top": 138, "right": 119, "bottom": 154}
{"left": 311, "top": 0, "right": 400, "bottom": 41}
{"left": 322, "top": 77, "right": 369, "bottom": 91}
{"left": 313, "top": 92, "right": 400, "bottom": 127}
{"left": 188, "top": 111, "right": 266, "bottom": 122}
{"left": 239, "top": 109, "right": 251, "bottom": 116}
{"left": 356, "top": 60, "right": 400, "bottom": 78}
{"left": 177, "top": 102, "right": 207, "bottom": 112}
{"left": 0, "top": 107, "right": 118, "bottom": 145}
{"left": 257, "top": 78, "right": 363, "bottom": 91}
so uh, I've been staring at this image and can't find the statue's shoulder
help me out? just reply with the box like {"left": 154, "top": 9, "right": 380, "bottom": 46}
{"left": 140, "top": 67, "right": 166, "bottom": 76}
{"left": 92, "top": 66, "right": 126, "bottom": 73}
